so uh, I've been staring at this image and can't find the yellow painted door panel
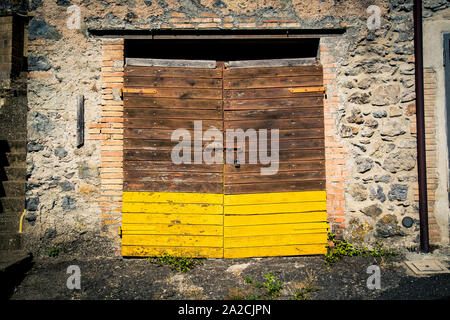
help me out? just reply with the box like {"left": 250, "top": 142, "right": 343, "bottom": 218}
{"left": 123, "top": 191, "right": 223, "bottom": 204}
{"left": 224, "top": 222, "right": 328, "bottom": 237}
{"left": 122, "top": 192, "right": 328, "bottom": 258}
{"left": 224, "top": 244, "right": 328, "bottom": 259}
{"left": 122, "top": 246, "right": 223, "bottom": 258}
{"left": 224, "top": 191, "right": 326, "bottom": 205}
{"left": 224, "top": 201, "right": 327, "bottom": 215}
{"left": 122, "top": 234, "right": 223, "bottom": 247}
{"left": 123, "top": 202, "right": 223, "bottom": 214}
{"left": 123, "top": 213, "right": 223, "bottom": 225}
{"left": 222, "top": 191, "right": 328, "bottom": 258}
{"left": 121, "top": 191, "right": 224, "bottom": 257}
{"left": 121, "top": 224, "right": 223, "bottom": 236}
{"left": 224, "top": 211, "right": 327, "bottom": 227}
{"left": 224, "top": 233, "right": 327, "bottom": 248}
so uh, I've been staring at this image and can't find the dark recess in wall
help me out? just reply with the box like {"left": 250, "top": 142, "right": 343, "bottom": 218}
{"left": 125, "top": 38, "right": 320, "bottom": 61}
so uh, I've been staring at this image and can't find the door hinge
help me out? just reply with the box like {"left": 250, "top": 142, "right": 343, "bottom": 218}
{"left": 290, "top": 86, "right": 327, "bottom": 98}
{"left": 121, "top": 88, "right": 158, "bottom": 97}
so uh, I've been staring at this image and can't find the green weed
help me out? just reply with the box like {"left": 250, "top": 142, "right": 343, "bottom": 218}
{"left": 148, "top": 253, "right": 203, "bottom": 272}
{"left": 48, "top": 246, "right": 67, "bottom": 257}
{"left": 293, "top": 286, "right": 319, "bottom": 300}
{"left": 48, "top": 247, "right": 59, "bottom": 257}
{"left": 263, "top": 272, "right": 283, "bottom": 298}
{"left": 324, "top": 233, "right": 397, "bottom": 266}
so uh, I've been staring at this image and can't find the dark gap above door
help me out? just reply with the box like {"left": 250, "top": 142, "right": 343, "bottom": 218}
{"left": 125, "top": 38, "right": 320, "bottom": 61}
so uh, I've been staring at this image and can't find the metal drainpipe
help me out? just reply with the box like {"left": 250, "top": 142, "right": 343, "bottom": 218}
{"left": 413, "top": 0, "right": 430, "bottom": 253}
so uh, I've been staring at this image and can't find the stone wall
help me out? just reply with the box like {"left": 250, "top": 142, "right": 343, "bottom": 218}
{"left": 23, "top": 0, "right": 450, "bottom": 257}
{"left": 24, "top": 1, "right": 106, "bottom": 255}
{"left": 325, "top": 7, "right": 420, "bottom": 247}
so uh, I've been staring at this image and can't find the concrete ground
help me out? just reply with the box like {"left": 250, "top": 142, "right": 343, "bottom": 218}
{"left": 6, "top": 246, "right": 450, "bottom": 300}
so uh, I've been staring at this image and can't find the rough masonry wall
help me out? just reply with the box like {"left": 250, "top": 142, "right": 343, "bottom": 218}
{"left": 24, "top": 0, "right": 450, "bottom": 256}
{"left": 322, "top": 1, "right": 450, "bottom": 248}
{"left": 25, "top": 2, "right": 106, "bottom": 255}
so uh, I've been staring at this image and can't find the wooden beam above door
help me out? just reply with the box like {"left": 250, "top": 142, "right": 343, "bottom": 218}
{"left": 89, "top": 28, "right": 346, "bottom": 39}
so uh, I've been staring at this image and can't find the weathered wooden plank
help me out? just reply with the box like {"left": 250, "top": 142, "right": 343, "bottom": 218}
{"left": 123, "top": 213, "right": 223, "bottom": 225}
{"left": 125, "top": 128, "right": 324, "bottom": 140}
{"left": 125, "top": 97, "right": 223, "bottom": 110}
{"left": 223, "top": 75, "right": 322, "bottom": 89}
{"left": 124, "top": 181, "right": 223, "bottom": 193}
{"left": 123, "top": 138, "right": 324, "bottom": 152}
{"left": 224, "top": 180, "right": 325, "bottom": 194}
{"left": 265, "top": 128, "right": 324, "bottom": 139}
{"left": 124, "top": 149, "right": 225, "bottom": 162}
{"left": 122, "top": 245, "right": 223, "bottom": 258}
{"left": 117, "top": 172, "right": 214, "bottom": 184}
{"left": 224, "top": 117, "right": 324, "bottom": 130}
{"left": 224, "top": 87, "right": 324, "bottom": 100}
{"left": 224, "top": 233, "right": 327, "bottom": 248}
{"left": 224, "top": 191, "right": 326, "bottom": 205}
{"left": 125, "top": 118, "right": 223, "bottom": 129}
{"left": 224, "top": 149, "right": 325, "bottom": 162}
{"left": 222, "top": 139, "right": 324, "bottom": 151}
{"left": 125, "top": 76, "right": 222, "bottom": 88}
{"left": 224, "top": 108, "right": 323, "bottom": 120}
{"left": 224, "top": 97, "right": 323, "bottom": 110}
{"left": 223, "top": 244, "right": 326, "bottom": 258}
{"left": 124, "top": 88, "right": 221, "bottom": 99}
{"left": 223, "top": 65, "right": 322, "bottom": 79}
{"left": 123, "top": 191, "right": 223, "bottom": 204}
{"left": 125, "top": 171, "right": 222, "bottom": 183}
{"left": 225, "top": 58, "right": 318, "bottom": 70}
{"left": 224, "top": 222, "right": 328, "bottom": 237}
{"left": 126, "top": 58, "right": 217, "bottom": 69}
{"left": 123, "top": 88, "right": 158, "bottom": 95}
{"left": 125, "top": 139, "right": 177, "bottom": 150}
{"left": 122, "top": 223, "right": 223, "bottom": 236}
{"left": 224, "top": 211, "right": 327, "bottom": 226}
{"left": 224, "top": 170, "right": 325, "bottom": 184}
{"left": 123, "top": 202, "right": 223, "bottom": 214}
{"left": 224, "top": 160, "right": 325, "bottom": 174}
{"left": 124, "top": 139, "right": 224, "bottom": 151}
{"left": 125, "top": 129, "right": 182, "bottom": 140}
{"left": 224, "top": 201, "right": 326, "bottom": 215}
{"left": 124, "top": 161, "right": 223, "bottom": 173}
{"left": 125, "top": 65, "right": 222, "bottom": 78}
{"left": 124, "top": 149, "right": 175, "bottom": 161}
{"left": 125, "top": 108, "right": 222, "bottom": 120}
{"left": 124, "top": 138, "right": 323, "bottom": 152}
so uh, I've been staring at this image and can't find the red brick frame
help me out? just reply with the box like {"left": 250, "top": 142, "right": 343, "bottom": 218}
{"left": 410, "top": 67, "right": 441, "bottom": 244}
{"left": 89, "top": 39, "right": 124, "bottom": 247}
{"left": 320, "top": 45, "right": 349, "bottom": 238}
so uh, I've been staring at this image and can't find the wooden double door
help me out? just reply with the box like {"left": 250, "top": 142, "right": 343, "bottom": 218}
{"left": 121, "top": 59, "right": 328, "bottom": 258}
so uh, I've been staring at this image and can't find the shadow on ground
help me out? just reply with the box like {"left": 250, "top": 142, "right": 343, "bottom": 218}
{"left": 7, "top": 252, "right": 450, "bottom": 300}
